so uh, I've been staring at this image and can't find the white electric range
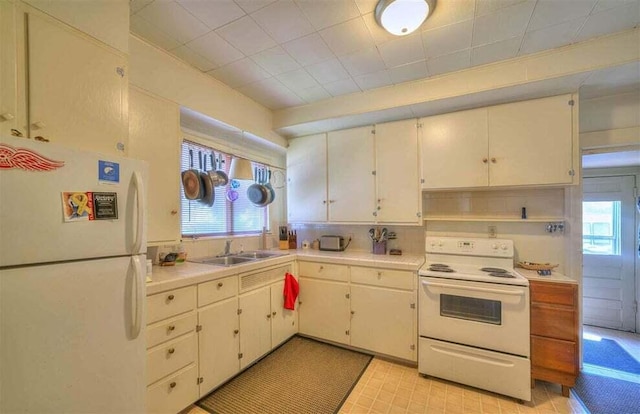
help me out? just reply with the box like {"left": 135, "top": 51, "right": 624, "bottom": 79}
{"left": 418, "top": 236, "right": 531, "bottom": 402}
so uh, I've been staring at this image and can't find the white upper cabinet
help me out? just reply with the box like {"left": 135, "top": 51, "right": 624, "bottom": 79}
{"left": 375, "top": 119, "right": 421, "bottom": 224}
{"left": 421, "top": 108, "right": 489, "bottom": 189}
{"left": 487, "top": 94, "right": 575, "bottom": 187}
{"left": 421, "top": 94, "right": 576, "bottom": 190}
{"left": 0, "top": 2, "right": 17, "bottom": 137}
{"left": 327, "top": 126, "right": 376, "bottom": 222}
{"left": 128, "top": 87, "right": 181, "bottom": 246}
{"left": 287, "top": 133, "right": 327, "bottom": 222}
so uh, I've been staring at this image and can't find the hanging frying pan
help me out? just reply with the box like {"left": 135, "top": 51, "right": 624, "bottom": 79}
{"left": 264, "top": 169, "right": 276, "bottom": 205}
{"left": 214, "top": 152, "right": 229, "bottom": 186}
{"left": 247, "top": 168, "right": 268, "bottom": 206}
{"left": 181, "top": 149, "right": 203, "bottom": 200}
{"left": 199, "top": 151, "right": 215, "bottom": 207}
{"left": 207, "top": 153, "right": 226, "bottom": 187}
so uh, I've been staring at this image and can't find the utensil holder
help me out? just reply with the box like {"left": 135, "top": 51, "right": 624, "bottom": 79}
{"left": 372, "top": 240, "right": 386, "bottom": 255}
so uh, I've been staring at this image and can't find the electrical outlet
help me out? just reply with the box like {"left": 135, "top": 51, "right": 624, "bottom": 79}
{"left": 488, "top": 226, "right": 497, "bottom": 238}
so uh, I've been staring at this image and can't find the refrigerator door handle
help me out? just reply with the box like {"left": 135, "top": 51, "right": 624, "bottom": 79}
{"left": 131, "top": 255, "right": 144, "bottom": 339}
{"left": 132, "top": 171, "right": 145, "bottom": 254}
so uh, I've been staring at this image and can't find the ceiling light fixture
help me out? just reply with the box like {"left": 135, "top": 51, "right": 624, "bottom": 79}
{"left": 375, "top": 0, "right": 436, "bottom": 36}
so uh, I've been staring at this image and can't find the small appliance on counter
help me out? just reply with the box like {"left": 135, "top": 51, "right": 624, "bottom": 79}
{"left": 319, "top": 235, "right": 346, "bottom": 251}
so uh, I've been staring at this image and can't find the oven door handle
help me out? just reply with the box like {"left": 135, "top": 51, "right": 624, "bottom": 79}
{"left": 421, "top": 280, "right": 525, "bottom": 296}
{"left": 430, "top": 345, "right": 515, "bottom": 367}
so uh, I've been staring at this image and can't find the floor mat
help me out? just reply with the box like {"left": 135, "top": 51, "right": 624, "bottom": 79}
{"left": 573, "top": 372, "right": 640, "bottom": 414}
{"left": 197, "top": 336, "right": 372, "bottom": 414}
{"left": 583, "top": 338, "right": 640, "bottom": 374}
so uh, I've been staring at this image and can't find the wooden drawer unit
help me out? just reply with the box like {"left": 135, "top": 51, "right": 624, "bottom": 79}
{"left": 350, "top": 266, "right": 414, "bottom": 290}
{"left": 146, "top": 363, "right": 199, "bottom": 414}
{"left": 147, "top": 286, "right": 196, "bottom": 324}
{"left": 146, "top": 312, "right": 197, "bottom": 349}
{"left": 529, "top": 280, "right": 578, "bottom": 397}
{"left": 147, "top": 332, "right": 197, "bottom": 385}
{"left": 198, "top": 275, "right": 238, "bottom": 307}
{"left": 298, "top": 261, "right": 349, "bottom": 282}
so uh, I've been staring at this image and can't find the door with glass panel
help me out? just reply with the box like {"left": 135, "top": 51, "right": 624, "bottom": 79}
{"left": 582, "top": 175, "right": 636, "bottom": 332}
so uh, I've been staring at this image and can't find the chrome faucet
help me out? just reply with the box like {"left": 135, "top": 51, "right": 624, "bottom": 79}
{"left": 224, "top": 240, "right": 233, "bottom": 256}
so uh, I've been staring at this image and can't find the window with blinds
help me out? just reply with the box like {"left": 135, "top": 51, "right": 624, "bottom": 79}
{"left": 180, "top": 140, "right": 268, "bottom": 237}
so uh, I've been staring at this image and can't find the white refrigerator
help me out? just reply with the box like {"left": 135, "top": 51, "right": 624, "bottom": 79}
{"left": 0, "top": 135, "right": 148, "bottom": 413}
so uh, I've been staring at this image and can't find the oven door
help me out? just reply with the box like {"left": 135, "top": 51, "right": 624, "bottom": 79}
{"left": 419, "top": 277, "right": 529, "bottom": 357}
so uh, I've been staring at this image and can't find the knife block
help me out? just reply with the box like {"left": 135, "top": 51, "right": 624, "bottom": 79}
{"left": 279, "top": 240, "right": 289, "bottom": 250}
{"left": 372, "top": 240, "right": 386, "bottom": 255}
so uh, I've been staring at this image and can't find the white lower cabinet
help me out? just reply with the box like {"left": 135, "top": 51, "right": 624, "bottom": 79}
{"left": 270, "top": 279, "right": 298, "bottom": 347}
{"left": 298, "top": 261, "right": 418, "bottom": 362}
{"left": 197, "top": 297, "right": 240, "bottom": 393}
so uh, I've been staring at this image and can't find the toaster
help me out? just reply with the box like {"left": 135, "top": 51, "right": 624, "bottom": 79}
{"left": 319, "top": 235, "right": 346, "bottom": 251}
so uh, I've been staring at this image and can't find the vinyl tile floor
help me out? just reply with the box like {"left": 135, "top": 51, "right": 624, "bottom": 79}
{"left": 184, "top": 326, "right": 640, "bottom": 414}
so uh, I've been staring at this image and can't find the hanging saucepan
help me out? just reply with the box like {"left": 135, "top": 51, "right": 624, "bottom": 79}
{"left": 207, "top": 153, "right": 226, "bottom": 187}
{"left": 199, "top": 151, "right": 215, "bottom": 207}
{"left": 264, "top": 169, "right": 276, "bottom": 204}
{"left": 247, "top": 168, "right": 269, "bottom": 207}
{"left": 256, "top": 169, "right": 272, "bottom": 207}
{"left": 214, "top": 152, "right": 229, "bottom": 186}
{"left": 181, "top": 149, "right": 204, "bottom": 200}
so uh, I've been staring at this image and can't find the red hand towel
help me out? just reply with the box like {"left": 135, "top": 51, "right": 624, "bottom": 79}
{"left": 283, "top": 272, "right": 299, "bottom": 310}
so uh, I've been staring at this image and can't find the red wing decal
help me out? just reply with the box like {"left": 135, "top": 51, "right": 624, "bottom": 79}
{"left": 0, "top": 144, "right": 65, "bottom": 171}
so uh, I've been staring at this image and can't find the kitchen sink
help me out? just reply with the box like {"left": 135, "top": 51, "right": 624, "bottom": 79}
{"left": 236, "top": 251, "right": 283, "bottom": 259}
{"left": 189, "top": 251, "right": 285, "bottom": 267}
{"left": 193, "top": 256, "right": 257, "bottom": 266}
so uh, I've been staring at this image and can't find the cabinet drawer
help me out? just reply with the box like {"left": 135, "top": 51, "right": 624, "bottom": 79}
{"left": 146, "top": 363, "right": 198, "bottom": 414}
{"left": 146, "top": 312, "right": 196, "bottom": 349}
{"left": 147, "top": 286, "right": 196, "bottom": 324}
{"left": 531, "top": 335, "right": 577, "bottom": 375}
{"left": 530, "top": 281, "right": 576, "bottom": 306}
{"left": 198, "top": 276, "right": 238, "bottom": 307}
{"left": 240, "top": 263, "right": 293, "bottom": 292}
{"left": 531, "top": 303, "right": 576, "bottom": 341}
{"left": 298, "top": 261, "right": 349, "bottom": 282}
{"left": 350, "top": 266, "right": 414, "bottom": 290}
{"left": 147, "top": 332, "right": 197, "bottom": 385}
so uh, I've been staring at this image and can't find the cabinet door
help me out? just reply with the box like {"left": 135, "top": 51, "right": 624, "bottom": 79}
{"left": 375, "top": 119, "right": 421, "bottom": 224}
{"left": 298, "top": 277, "right": 350, "bottom": 345}
{"left": 270, "top": 280, "right": 297, "bottom": 348}
{"left": 239, "top": 287, "right": 271, "bottom": 369}
{"left": 287, "top": 133, "right": 327, "bottom": 222}
{"left": 350, "top": 285, "right": 416, "bottom": 361}
{"left": 0, "top": 1, "right": 18, "bottom": 136}
{"left": 327, "top": 126, "right": 376, "bottom": 222}
{"left": 421, "top": 108, "right": 489, "bottom": 189}
{"left": 488, "top": 94, "right": 574, "bottom": 186}
{"left": 24, "top": 11, "right": 127, "bottom": 155}
{"left": 198, "top": 297, "right": 240, "bottom": 394}
{"left": 129, "top": 87, "right": 181, "bottom": 245}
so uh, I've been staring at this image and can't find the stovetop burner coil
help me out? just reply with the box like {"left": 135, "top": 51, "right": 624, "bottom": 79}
{"left": 428, "top": 267, "right": 455, "bottom": 273}
{"left": 480, "top": 267, "right": 508, "bottom": 273}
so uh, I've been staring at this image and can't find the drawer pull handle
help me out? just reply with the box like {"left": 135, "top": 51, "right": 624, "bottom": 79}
{"left": 377, "top": 271, "right": 382, "bottom": 277}
{"left": 167, "top": 348, "right": 175, "bottom": 355}
{"left": 217, "top": 282, "right": 224, "bottom": 288}
{"left": 234, "top": 329, "right": 239, "bottom": 335}
{"left": 167, "top": 294, "right": 175, "bottom": 301}
{"left": 272, "top": 311, "right": 276, "bottom": 316}
{"left": 169, "top": 382, "right": 177, "bottom": 389}
{"left": 266, "top": 314, "right": 271, "bottom": 319}
{"left": 167, "top": 325, "right": 175, "bottom": 332}
{"left": 319, "top": 266, "right": 324, "bottom": 271}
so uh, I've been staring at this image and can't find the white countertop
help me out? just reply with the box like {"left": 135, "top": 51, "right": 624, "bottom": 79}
{"left": 515, "top": 268, "right": 578, "bottom": 284}
{"left": 146, "top": 249, "right": 424, "bottom": 295}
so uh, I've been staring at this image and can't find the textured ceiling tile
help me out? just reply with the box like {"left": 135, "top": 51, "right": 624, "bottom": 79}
{"left": 361, "top": 11, "right": 397, "bottom": 45}
{"left": 251, "top": 46, "right": 302, "bottom": 76}
{"left": 378, "top": 33, "right": 425, "bottom": 68}
{"left": 323, "top": 77, "right": 362, "bottom": 96}
{"left": 471, "top": 36, "right": 521, "bottom": 66}
{"left": 209, "top": 57, "right": 271, "bottom": 88}
{"left": 528, "top": 0, "right": 597, "bottom": 31}
{"left": 136, "top": 0, "right": 210, "bottom": 43}
{"left": 295, "top": 84, "right": 332, "bottom": 103}
{"left": 353, "top": 69, "right": 393, "bottom": 90}
{"left": 296, "top": 0, "right": 361, "bottom": 30}
{"left": 422, "top": 0, "right": 476, "bottom": 31}
{"left": 186, "top": 30, "right": 244, "bottom": 67}
{"left": 305, "top": 58, "right": 351, "bottom": 84}
{"left": 234, "top": 0, "right": 278, "bottom": 14}
{"left": 282, "top": 33, "right": 336, "bottom": 66}
{"left": 475, "top": 0, "right": 528, "bottom": 17}
{"left": 130, "top": 14, "right": 182, "bottom": 50}
{"left": 320, "top": 16, "right": 375, "bottom": 56}
{"left": 426, "top": 49, "right": 471, "bottom": 76}
{"left": 422, "top": 19, "right": 473, "bottom": 59}
{"left": 520, "top": 18, "right": 584, "bottom": 55}
{"left": 251, "top": 0, "right": 315, "bottom": 43}
{"left": 275, "top": 68, "right": 320, "bottom": 90}
{"left": 216, "top": 15, "right": 276, "bottom": 55}
{"left": 472, "top": 0, "right": 536, "bottom": 46}
{"left": 574, "top": 1, "right": 640, "bottom": 42}
{"left": 177, "top": 0, "right": 246, "bottom": 29}
{"left": 339, "top": 46, "right": 387, "bottom": 76}
{"left": 172, "top": 45, "right": 217, "bottom": 71}
{"left": 389, "top": 60, "right": 429, "bottom": 83}
{"left": 238, "top": 77, "right": 306, "bottom": 109}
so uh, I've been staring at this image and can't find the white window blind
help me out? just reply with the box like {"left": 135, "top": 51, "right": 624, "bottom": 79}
{"left": 181, "top": 140, "right": 268, "bottom": 237}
